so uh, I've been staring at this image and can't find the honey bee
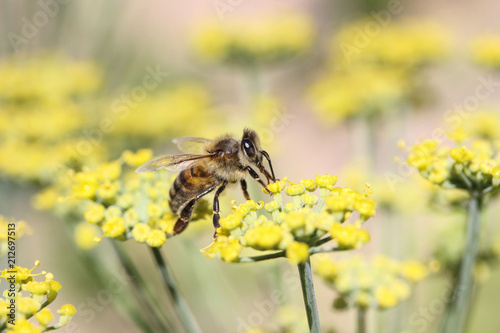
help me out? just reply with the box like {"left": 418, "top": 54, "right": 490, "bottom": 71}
{"left": 136, "top": 129, "right": 276, "bottom": 237}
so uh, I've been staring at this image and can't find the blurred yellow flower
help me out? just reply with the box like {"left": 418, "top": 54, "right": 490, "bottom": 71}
{"left": 191, "top": 13, "right": 314, "bottom": 66}
{"left": 122, "top": 149, "right": 154, "bottom": 168}
{"left": 309, "top": 19, "right": 449, "bottom": 125}
{"left": 314, "top": 255, "right": 427, "bottom": 309}
{"left": 74, "top": 222, "right": 101, "bottom": 250}
{"left": 375, "top": 286, "right": 398, "bottom": 308}
{"left": 449, "top": 147, "right": 476, "bottom": 163}
{"left": 0, "top": 53, "right": 101, "bottom": 102}
{"left": 471, "top": 34, "right": 500, "bottom": 69}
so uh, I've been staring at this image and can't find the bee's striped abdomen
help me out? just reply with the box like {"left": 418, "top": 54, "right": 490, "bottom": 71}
{"left": 169, "top": 166, "right": 218, "bottom": 214}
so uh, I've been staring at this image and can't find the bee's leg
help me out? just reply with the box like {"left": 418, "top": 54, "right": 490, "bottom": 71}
{"left": 212, "top": 180, "right": 228, "bottom": 238}
{"left": 246, "top": 166, "right": 272, "bottom": 195}
{"left": 258, "top": 165, "right": 273, "bottom": 184}
{"left": 173, "top": 199, "right": 196, "bottom": 235}
{"left": 240, "top": 179, "right": 251, "bottom": 201}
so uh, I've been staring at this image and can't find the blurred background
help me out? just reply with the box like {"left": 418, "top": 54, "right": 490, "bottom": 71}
{"left": 1, "top": 0, "right": 500, "bottom": 332}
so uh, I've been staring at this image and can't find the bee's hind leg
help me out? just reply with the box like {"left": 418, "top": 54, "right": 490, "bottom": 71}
{"left": 212, "top": 180, "right": 228, "bottom": 238}
{"left": 240, "top": 179, "right": 251, "bottom": 201}
{"left": 173, "top": 199, "right": 196, "bottom": 235}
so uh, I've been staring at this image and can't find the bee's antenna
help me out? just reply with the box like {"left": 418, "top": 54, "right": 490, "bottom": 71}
{"left": 261, "top": 150, "right": 276, "bottom": 182}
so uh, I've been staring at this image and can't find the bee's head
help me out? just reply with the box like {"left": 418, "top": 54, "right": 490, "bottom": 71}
{"left": 240, "top": 128, "right": 276, "bottom": 182}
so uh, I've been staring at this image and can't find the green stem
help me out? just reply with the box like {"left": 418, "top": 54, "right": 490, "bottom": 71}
{"left": 238, "top": 250, "right": 286, "bottom": 263}
{"left": 441, "top": 191, "right": 483, "bottom": 333}
{"left": 111, "top": 242, "right": 174, "bottom": 332}
{"left": 314, "top": 236, "right": 332, "bottom": 247}
{"left": 357, "top": 307, "right": 367, "bottom": 333}
{"left": 65, "top": 231, "right": 157, "bottom": 333}
{"left": 298, "top": 258, "right": 322, "bottom": 333}
{"left": 150, "top": 247, "right": 202, "bottom": 333}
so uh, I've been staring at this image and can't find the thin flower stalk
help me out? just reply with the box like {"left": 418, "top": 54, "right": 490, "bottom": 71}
{"left": 298, "top": 258, "right": 322, "bottom": 333}
{"left": 442, "top": 191, "right": 483, "bottom": 333}
{"left": 357, "top": 307, "right": 367, "bottom": 333}
{"left": 151, "top": 247, "right": 202, "bottom": 333}
{"left": 111, "top": 242, "right": 174, "bottom": 332}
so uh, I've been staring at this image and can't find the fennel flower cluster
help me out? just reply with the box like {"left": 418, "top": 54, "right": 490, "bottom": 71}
{"left": 314, "top": 255, "right": 428, "bottom": 309}
{"left": 470, "top": 34, "right": 500, "bottom": 69}
{"left": 0, "top": 54, "right": 104, "bottom": 184}
{"left": 341, "top": 165, "right": 427, "bottom": 214}
{"left": 0, "top": 54, "right": 222, "bottom": 185}
{"left": 404, "top": 111, "right": 500, "bottom": 194}
{"left": 69, "top": 150, "right": 210, "bottom": 248}
{"left": 0, "top": 261, "right": 76, "bottom": 332}
{"left": 0, "top": 53, "right": 101, "bottom": 102}
{"left": 333, "top": 19, "right": 448, "bottom": 68}
{"left": 0, "top": 216, "right": 30, "bottom": 255}
{"left": 203, "top": 175, "right": 375, "bottom": 265}
{"left": 191, "top": 13, "right": 314, "bottom": 66}
{"left": 309, "top": 19, "right": 448, "bottom": 125}
{"left": 106, "top": 84, "right": 223, "bottom": 143}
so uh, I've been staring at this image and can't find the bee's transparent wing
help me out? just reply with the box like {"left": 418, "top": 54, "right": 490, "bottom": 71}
{"left": 135, "top": 154, "right": 214, "bottom": 173}
{"left": 172, "top": 137, "right": 212, "bottom": 154}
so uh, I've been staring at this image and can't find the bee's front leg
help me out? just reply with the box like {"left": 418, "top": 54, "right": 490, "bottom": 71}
{"left": 246, "top": 166, "right": 272, "bottom": 196}
{"left": 212, "top": 180, "right": 228, "bottom": 238}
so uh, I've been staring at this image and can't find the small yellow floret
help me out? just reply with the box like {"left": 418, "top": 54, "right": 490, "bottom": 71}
{"left": 131, "top": 223, "right": 152, "bottom": 243}
{"left": 75, "top": 222, "right": 100, "bottom": 250}
{"left": 35, "top": 307, "right": 53, "bottom": 327}
{"left": 401, "top": 261, "right": 427, "bottom": 282}
{"left": 265, "top": 178, "right": 287, "bottom": 193}
{"left": 286, "top": 241, "right": 309, "bottom": 264}
{"left": 101, "top": 217, "right": 126, "bottom": 238}
{"left": 146, "top": 230, "right": 167, "bottom": 247}
{"left": 375, "top": 286, "right": 398, "bottom": 308}
{"left": 123, "top": 149, "right": 153, "bottom": 167}
{"left": 285, "top": 184, "right": 305, "bottom": 196}
{"left": 300, "top": 179, "right": 318, "bottom": 191}
{"left": 449, "top": 146, "right": 476, "bottom": 163}
{"left": 315, "top": 174, "right": 338, "bottom": 188}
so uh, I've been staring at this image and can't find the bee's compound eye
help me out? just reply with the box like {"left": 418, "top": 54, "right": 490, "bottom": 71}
{"left": 242, "top": 138, "right": 256, "bottom": 159}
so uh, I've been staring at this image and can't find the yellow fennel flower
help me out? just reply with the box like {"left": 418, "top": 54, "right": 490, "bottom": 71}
{"left": 449, "top": 146, "right": 476, "bottom": 163}
{"left": 286, "top": 241, "right": 310, "bottom": 265}
{"left": 401, "top": 261, "right": 428, "bottom": 282}
{"left": 243, "top": 222, "right": 283, "bottom": 250}
{"left": 101, "top": 217, "right": 126, "bottom": 239}
{"left": 75, "top": 223, "right": 101, "bottom": 250}
{"left": 146, "top": 230, "right": 167, "bottom": 248}
{"left": 84, "top": 204, "right": 105, "bottom": 224}
{"left": 34, "top": 307, "right": 54, "bottom": 328}
{"left": 122, "top": 149, "right": 153, "bottom": 168}
{"left": 375, "top": 286, "right": 398, "bottom": 308}
{"left": 204, "top": 175, "right": 375, "bottom": 266}
{"left": 131, "top": 223, "right": 152, "bottom": 243}
{"left": 315, "top": 255, "right": 427, "bottom": 310}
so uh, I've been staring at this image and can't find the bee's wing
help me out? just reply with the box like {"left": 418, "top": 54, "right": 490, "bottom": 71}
{"left": 172, "top": 137, "right": 212, "bottom": 154}
{"left": 135, "top": 154, "right": 214, "bottom": 173}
